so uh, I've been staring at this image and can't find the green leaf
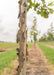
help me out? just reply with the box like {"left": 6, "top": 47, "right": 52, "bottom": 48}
{"left": 27, "top": 0, "right": 32, "bottom": 3}
{"left": 40, "top": 10, "right": 49, "bottom": 18}
{"left": 33, "top": 3, "right": 40, "bottom": 11}
{"left": 35, "top": 3, "right": 40, "bottom": 8}
{"left": 32, "top": 3, "right": 35, "bottom": 7}
{"left": 41, "top": 0, "right": 45, "bottom": 3}
{"left": 48, "top": 2, "right": 54, "bottom": 6}
{"left": 41, "top": 10, "right": 44, "bottom": 17}
{"left": 44, "top": 11, "right": 49, "bottom": 18}
{"left": 27, "top": 0, "right": 54, "bottom": 18}
{"left": 48, "top": 8, "right": 53, "bottom": 14}
{"left": 37, "top": 10, "right": 41, "bottom": 14}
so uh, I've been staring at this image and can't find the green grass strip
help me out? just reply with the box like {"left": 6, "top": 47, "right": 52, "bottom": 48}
{"left": 38, "top": 43, "right": 54, "bottom": 65}
{"left": 0, "top": 49, "right": 17, "bottom": 74}
{"left": 0, "top": 43, "right": 18, "bottom": 50}
{"left": 41, "top": 41, "right": 54, "bottom": 46}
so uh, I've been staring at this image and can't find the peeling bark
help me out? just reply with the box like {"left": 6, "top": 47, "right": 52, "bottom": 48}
{"left": 16, "top": 0, "right": 27, "bottom": 75}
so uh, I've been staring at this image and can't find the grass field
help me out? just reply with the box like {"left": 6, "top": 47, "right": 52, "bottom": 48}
{"left": 0, "top": 43, "right": 18, "bottom": 50}
{"left": 40, "top": 41, "right": 54, "bottom": 46}
{"left": 0, "top": 48, "right": 17, "bottom": 74}
{"left": 0, "top": 43, "right": 33, "bottom": 74}
{"left": 0, "top": 42, "right": 33, "bottom": 50}
{"left": 38, "top": 43, "right": 54, "bottom": 65}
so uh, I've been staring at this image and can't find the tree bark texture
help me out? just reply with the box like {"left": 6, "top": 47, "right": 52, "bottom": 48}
{"left": 16, "top": 0, "right": 27, "bottom": 75}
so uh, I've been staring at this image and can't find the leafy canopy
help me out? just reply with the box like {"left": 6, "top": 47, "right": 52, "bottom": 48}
{"left": 27, "top": 0, "right": 54, "bottom": 18}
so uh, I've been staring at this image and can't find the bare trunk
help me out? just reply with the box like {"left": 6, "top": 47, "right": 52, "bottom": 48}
{"left": 17, "top": 0, "right": 27, "bottom": 75}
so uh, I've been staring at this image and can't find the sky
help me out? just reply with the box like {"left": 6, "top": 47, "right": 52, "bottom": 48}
{"left": 0, "top": 0, "right": 54, "bottom": 42}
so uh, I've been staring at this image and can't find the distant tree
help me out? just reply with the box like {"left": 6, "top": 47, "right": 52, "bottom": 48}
{"left": 39, "top": 33, "right": 47, "bottom": 41}
{"left": 30, "top": 17, "right": 38, "bottom": 43}
{"left": 39, "top": 23, "right": 54, "bottom": 42}
{"left": 47, "top": 23, "right": 54, "bottom": 41}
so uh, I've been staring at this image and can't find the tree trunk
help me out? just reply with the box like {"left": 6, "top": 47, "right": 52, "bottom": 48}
{"left": 17, "top": 0, "right": 27, "bottom": 75}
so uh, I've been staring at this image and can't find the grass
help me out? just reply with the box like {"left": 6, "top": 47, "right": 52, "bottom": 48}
{"left": 40, "top": 41, "right": 54, "bottom": 46}
{"left": 28, "top": 43, "right": 33, "bottom": 49}
{"left": 0, "top": 48, "right": 17, "bottom": 74}
{"left": 0, "top": 42, "right": 33, "bottom": 50}
{"left": 38, "top": 43, "right": 54, "bottom": 65}
{"left": 0, "top": 43, "right": 18, "bottom": 50}
{"left": 0, "top": 43, "right": 33, "bottom": 74}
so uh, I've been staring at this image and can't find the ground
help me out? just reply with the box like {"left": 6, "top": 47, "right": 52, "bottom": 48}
{"left": 1, "top": 44, "right": 54, "bottom": 75}
{"left": 0, "top": 43, "right": 18, "bottom": 52}
{"left": 26, "top": 44, "right": 51, "bottom": 75}
{"left": 42, "top": 43, "right": 54, "bottom": 49}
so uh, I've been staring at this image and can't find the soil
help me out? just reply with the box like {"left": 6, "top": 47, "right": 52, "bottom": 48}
{"left": 0, "top": 46, "right": 18, "bottom": 53}
{"left": 1, "top": 44, "right": 54, "bottom": 75}
{"left": 45, "top": 44, "right": 54, "bottom": 49}
{"left": 26, "top": 44, "right": 52, "bottom": 75}
{"left": 40, "top": 42, "right": 54, "bottom": 49}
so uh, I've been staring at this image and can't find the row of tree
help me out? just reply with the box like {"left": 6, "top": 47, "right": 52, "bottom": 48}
{"left": 30, "top": 17, "right": 54, "bottom": 42}
{"left": 39, "top": 23, "right": 54, "bottom": 41}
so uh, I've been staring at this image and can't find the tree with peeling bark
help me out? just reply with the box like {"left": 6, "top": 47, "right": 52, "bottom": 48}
{"left": 16, "top": 0, "right": 27, "bottom": 75}
{"left": 16, "top": 0, "right": 54, "bottom": 75}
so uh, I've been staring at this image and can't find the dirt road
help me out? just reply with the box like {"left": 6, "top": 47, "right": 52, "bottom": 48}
{"left": 0, "top": 46, "right": 18, "bottom": 53}
{"left": 1, "top": 44, "right": 53, "bottom": 75}
{"left": 44, "top": 44, "right": 54, "bottom": 49}
{"left": 26, "top": 44, "right": 51, "bottom": 75}
{"left": 40, "top": 42, "right": 54, "bottom": 49}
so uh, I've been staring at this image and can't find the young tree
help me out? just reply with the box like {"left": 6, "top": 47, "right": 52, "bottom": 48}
{"left": 30, "top": 17, "right": 38, "bottom": 43}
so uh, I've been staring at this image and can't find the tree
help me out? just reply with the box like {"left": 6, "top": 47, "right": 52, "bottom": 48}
{"left": 47, "top": 22, "right": 54, "bottom": 41}
{"left": 17, "top": 0, "right": 27, "bottom": 75}
{"left": 39, "top": 23, "right": 54, "bottom": 42}
{"left": 39, "top": 33, "right": 47, "bottom": 41}
{"left": 30, "top": 17, "right": 38, "bottom": 43}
